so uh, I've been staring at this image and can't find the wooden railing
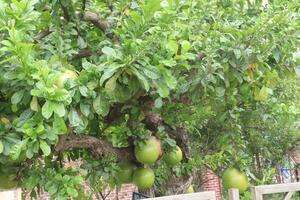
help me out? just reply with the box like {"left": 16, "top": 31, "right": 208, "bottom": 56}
{"left": 145, "top": 191, "right": 216, "bottom": 200}
{"left": 251, "top": 182, "right": 300, "bottom": 200}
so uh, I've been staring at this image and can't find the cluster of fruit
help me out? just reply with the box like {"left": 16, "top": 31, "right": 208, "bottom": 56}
{"left": 117, "top": 136, "right": 183, "bottom": 189}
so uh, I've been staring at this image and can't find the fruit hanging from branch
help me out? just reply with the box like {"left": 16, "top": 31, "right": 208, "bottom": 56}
{"left": 134, "top": 137, "right": 161, "bottom": 164}
{"left": 133, "top": 167, "right": 155, "bottom": 189}
{"left": 164, "top": 145, "right": 183, "bottom": 167}
{"left": 117, "top": 162, "right": 135, "bottom": 184}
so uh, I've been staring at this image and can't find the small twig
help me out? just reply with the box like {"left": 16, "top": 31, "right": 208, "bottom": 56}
{"left": 82, "top": 0, "right": 86, "bottom": 12}
{"left": 106, "top": 0, "right": 113, "bottom": 12}
{"left": 72, "top": 47, "right": 103, "bottom": 60}
{"left": 115, "top": 183, "right": 119, "bottom": 200}
{"left": 35, "top": 28, "right": 52, "bottom": 41}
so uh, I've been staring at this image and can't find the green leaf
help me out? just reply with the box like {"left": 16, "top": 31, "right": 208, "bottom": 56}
{"left": 93, "top": 95, "right": 110, "bottom": 116}
{"left": 181, "top": 40, "right": 191, "bottom": 52}
{"left": 102, "top": 46, "right": 116, "bottom": 58}
{"left": 26, "top": 148, "right": 34, "bottom": 159}
{"left": 79, "top": 85, "right": 88, "bottom": 97}
{"left": 143, "top": 67, "right": 159, "bottom": 79}
{"left": 40, "top": 140, "right": 51, "bottom": 156}
{"left": 157, "top": 80, "right": 169, "bottom": 98}
{"left": 30, "top": 97, "right": 40, "bottom": 111}
{"left": 10, "top": 140, "right": 27, "bottom": 160}
{"left": 24, "top": 176, "right": 39, "bottom": 190}
{"left": 131, "top": 68, "right": 150, "bottom": 91}
{"left": 162, "top": 70, "right": 177, "bottom": 89}
{"left": 100, "top": 64, "right": 121, "bottom": 86}
{"left": 272, "top": 48, "right": 280, "bottom": 63}
{"left": 53, "top": 103, "right": 66, "bottom": 117}
{"left": 256, "top": 86, "right": 273, "bottom": 101}
{"left": 53, "top": 114, "right": 67, "bottom": 134}
{"left": 11, "top": 90, "right": 25, "bottom": 104}
{"left": 0, "top": 141, "right": 3, "bottom": 154}
{"left": 80, "top": 103, "right": 90, "bottom": 117}
{"left": 166, "top": 41, "right": 178, "bottom": 54}
{"left": 154, "top": 98, "right": 163, "bottom": 108}
{"left": 42, "top": 101, "right": 54, "bottom": 119}
{"left": 105, "top": 75, "right": 118, "bottom": 93}
{"left": 233, "top": 49, "right": 241, "bottom": 59}
{"left": 68, "top": 109, "right": 81, "bottom": 127}
{"left": 66, "top": 187, "right": 78, "bottom": 197}
{"left": 48, "top": 184, "right": 58, "bottom": 195}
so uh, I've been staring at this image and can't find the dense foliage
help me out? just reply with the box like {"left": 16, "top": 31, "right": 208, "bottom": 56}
{"left": 0, "top": 0, "right": 299, "bottom": 199}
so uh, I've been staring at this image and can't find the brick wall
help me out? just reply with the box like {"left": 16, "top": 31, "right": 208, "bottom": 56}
{"left": 202, "top": 168, "right": 222, "bottom": 200}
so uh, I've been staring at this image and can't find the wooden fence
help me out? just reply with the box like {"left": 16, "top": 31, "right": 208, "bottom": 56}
{"left": 144, "top": 182, "right": 300, "bottom": 200}
{"left": 1, "top": 182, "right": 300, "bottom": 200}
{"left": 145, "top": 191, "right": 216, "bottom": 200}
{"left": 251, "top": 182, "right": 300, "bottom": 200}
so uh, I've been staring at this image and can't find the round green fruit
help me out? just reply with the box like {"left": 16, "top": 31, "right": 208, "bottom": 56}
{"left": 134, "top": 137, "right": 161, "bottom": 164}
{"left": 185, "top": 185, "right": 194, "bottom": 193}
{"left": 222, "top": 168, "right": 249, "bottom": 192}
{"left": 56, "top": 70, "right": 78, "bottom": 88}
{"left": 0, "top": 174, "right": 18, "bottom": 190}
{"left": 133, "top": 168, "right": 155, "bottom": 189}
{"left": 117, "top": 162, "right": 135, "bottom": 183}
{"left": 164, "top": 146, "right": 183, "bottom": 166}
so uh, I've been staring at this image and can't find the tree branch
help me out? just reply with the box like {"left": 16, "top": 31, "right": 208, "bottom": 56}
{"left": 83, "top": 12, "right": 111, "bottom": 33}
{"left": 55, "top": 135, "right": 134, "bottom": 161}
{"left": 72, "top": 47, "right": 103, "bottom": 60}
{"left": 60, "top": 3, "right": 71, "bottom": 22}
{"left": 35, "top": 28, "right": 52, "bottom": 41}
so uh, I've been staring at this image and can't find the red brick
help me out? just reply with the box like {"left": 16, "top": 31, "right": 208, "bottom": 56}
{"left": 202, "top": 168, "right": 222, "bottom": 200}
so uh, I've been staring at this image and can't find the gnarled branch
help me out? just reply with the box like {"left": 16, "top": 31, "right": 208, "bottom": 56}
{"left": 55, "top": 135, "right": 134, "bottom": 161}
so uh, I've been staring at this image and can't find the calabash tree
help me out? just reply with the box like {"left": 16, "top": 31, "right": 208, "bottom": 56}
{"left": 0, "top": 0, "right": 299, "bottom": 199}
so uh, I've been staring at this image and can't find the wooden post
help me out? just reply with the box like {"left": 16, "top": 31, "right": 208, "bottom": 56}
{"left": 251, "top": 187, "right": 263, "bottom": 200}
{"left": 228, "top": 189, "right": 239, "bottom": 200}
{"left": 0, "top": 189, "right": 21, "bottom": 200}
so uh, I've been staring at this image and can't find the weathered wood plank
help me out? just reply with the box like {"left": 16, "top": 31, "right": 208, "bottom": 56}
{"left": 144, "top": 191, "right": 216, "bottom": 200}
{"left": 251, "top": 187, "right": 263, "bottom": 200}
{"left": 228, "top": 189, "right": 240, "bottom": 200}
{"left": 253, "top": 182, "right": 300, "bottom": 194}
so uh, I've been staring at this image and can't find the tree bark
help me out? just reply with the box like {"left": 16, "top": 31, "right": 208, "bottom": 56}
{"left": 55, "top": 135, "right": 134, "bottom": 161}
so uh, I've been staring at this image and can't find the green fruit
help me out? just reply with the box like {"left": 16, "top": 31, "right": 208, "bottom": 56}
{"left": 185, "top": 185, "right": 194, "bottom": 193}
{"left": 0, "top": 174, "right": 18, "bottom": 190}
{"left": 134, "top": 137, "right": 161, "bottom": 164}
{"left": 56, "top": 70, "right": 78, "bottom": 88}
{"left": 117, "top": 162, "right": 135, "bottom": 183}
{"left": 133, "top": 168, "right": 155, "bottom": 189}
{"left": 223, "top": 168, "right": 249, "bottom": 192}
{"left": 164, "top": 146, "right": 183, "bottom": 166}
